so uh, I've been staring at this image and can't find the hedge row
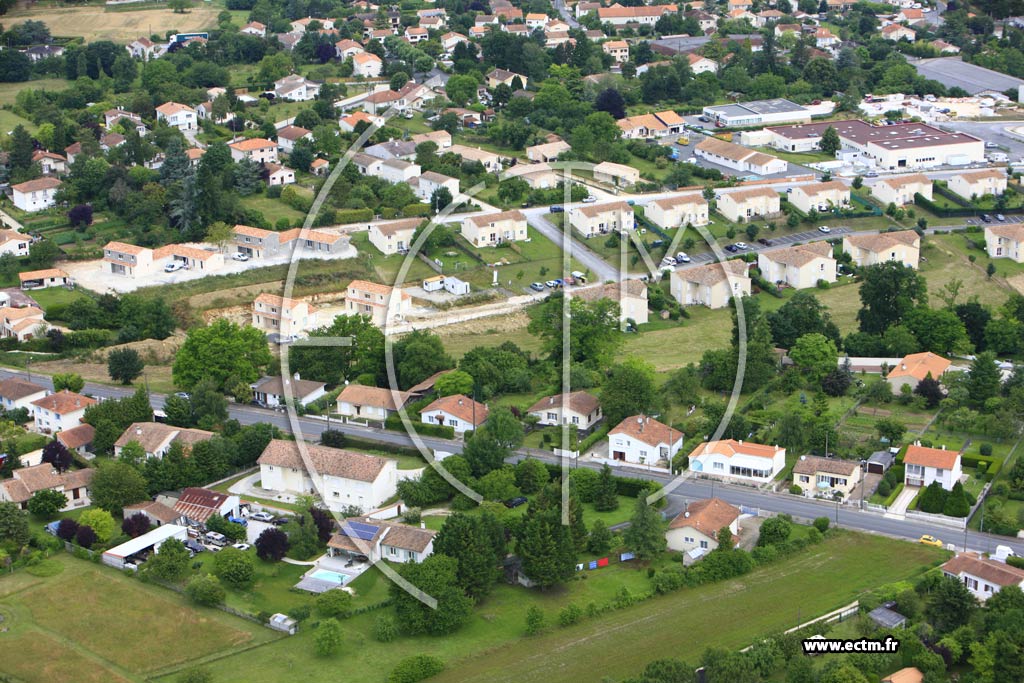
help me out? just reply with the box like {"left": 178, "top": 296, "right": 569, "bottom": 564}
{"left": 542, "top": 462, "right": 665, "bottom": 498}
{"left": 962, "top": 454, "right": 1002, "bottom": 479}
{"left": 913, "top": 192, "right": 984, "bottom": 218}
{"left": 384, "top": 414, "right": 455, "bottom": 439}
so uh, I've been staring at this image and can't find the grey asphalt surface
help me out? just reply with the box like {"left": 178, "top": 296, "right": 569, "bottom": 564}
{"left": 522, "top": 208, "right": 619, "bottom": 282}
{"left": 7, "top": 368, "right": 1021, "bottom": 558}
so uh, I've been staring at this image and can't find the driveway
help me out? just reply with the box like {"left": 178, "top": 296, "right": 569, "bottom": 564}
{"left": 886, "top": 485, "right": 919, "bottom": 517}
{"left": 522, "top": 209, "right": 618, "bottom": 282}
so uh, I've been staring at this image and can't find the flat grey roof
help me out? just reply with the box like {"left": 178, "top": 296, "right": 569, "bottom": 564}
{"left": 868, "top": 606, "right": 907, "bottom": 629}
{"left": 707, "top": 103, "right": 757, "bottom": 118}
{"left": 706, "top": 98, "right": 806, "bottom": 118}
{"left": 911, "top": 57, "right": 1024, "bottom": 95}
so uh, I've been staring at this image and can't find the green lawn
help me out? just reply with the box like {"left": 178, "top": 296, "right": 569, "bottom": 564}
{"left": 0, "top": 554, "right": 277, "bottom": 683}
{"left": 177, "top": 532, "right": 945, "bottom": 683}
{"left": 0, "top": 78, "right": 69, "bottom": 106}
{"left": 239, "top": 193, "right": 308, "bottom": 226}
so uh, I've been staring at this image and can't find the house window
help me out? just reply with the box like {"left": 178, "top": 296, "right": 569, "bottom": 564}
{"left": 713, "top": 462, "right": 724, "bottom": 470}
{"left": 700, "top": 540, "right": 708, "bottom": 549}
{"left": 547, "top": 412, "right": 557, "bottom": 421}
{"left": 684, "top": 536, "right": 694, "bottom": 543}
{"left": 571, "top": 416, "right": 579, "bottom": 425}
{"left": 448, "top": 419, "right": 457, "bottom": 427}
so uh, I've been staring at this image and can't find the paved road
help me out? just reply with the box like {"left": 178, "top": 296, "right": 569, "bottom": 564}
{"left": 552, "top": 0, "right": 580, "bottom": 27}
{"left": 8, "top": 367, "right": 1023, "bottom": 558}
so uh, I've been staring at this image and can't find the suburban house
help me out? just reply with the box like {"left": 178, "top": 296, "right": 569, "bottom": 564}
{"left": 871, "top": 174, "right": 933, "bottom": 206}
{"left": 258, "top": 439, "right": 398, "bottom": 513}
{"left": 241, "top": 21, "right": 267, "bottom": 36}
{"left": 527, "top": 391, "right": 602, "bottom": 432}
{"left": 126, "top": 36, "right": 164, "bottom": 59}
{"left": 114, "top": 422, "right": 213, "bottom": 459}
{"left": 948, "top": 169, "right": 1007, "bottom": 201}
{"left": 882, "top": 23, "right": 916, "bottom": 41}
{"left": 941, "top": 553, "right": 1024, "bottom": 601}
{"left": 504, "top": 162, "right": 560, "bottom": 189}
{"left": 903, "top": 443, "right": 962, "bottom": 490}
{"left": 687, "top": 53, "right": 718, "bottom": 74}
{"left": 0, "top": 377, "right": 47, "bottom": 413}
{"left": 756, "top": 242, "right": 837, "bottom": 288}
{"left": 344, "top": 280, "right": 411, "bottom": 327}
{"left": 121, "top": 500, "right": 184, "bottom": 527}
{"left": 266, "top": 163, "right": 296, "bottom": 186}
{"left": 688, "top": 439, "right": 787, "bottom": 483}
{"left": 375, "top": 158, "right": 421, "bottom": 184}
{"left": 274, "top": 74, "right": 321, "bottom": 101}
{"left": 233, "top": 225, "right": 292, "bottom": 259}
{"left": 19, "top": 268, "right": 72, "bottom": 290}
{"left": 276, "top": 125, "right": 312, "bottom": 153}
{"left": 421, "top": 394, "right": 488, "bottom": 434}
{"left": 616, "top": 111, "right": 685, "bottom": 139}
{"left": 0, "top": 463, "right": 94, "bottom": 511}
{"left": 985, "top": 224, "right": 1024, "bottom": 263}
{"left": 694, "top": 137, "right": 787, "bottom": 175}
{"left": 367, "top": 218, "right": 421, "bottom": 255}
{"left": 352, "top": 52, "right": 383, "bottom": 77}
{"left": 787, "top": 181, "right": 851, "bottom": 214}
{"left": 410, "top": 130, "right": 452, "bottom": 149}
{"left": 32, "top": 150, "right": 67, "bottom": 175}
{"left": 645, "top": 193, "right": 709, "bottom": 229}
{"left": 486, "top": 68, "right": 528, "bottom": 88}
{"left": 597, "top": 4, "right": 678, "bottom": 26}
{"left": 602, "top": 40, "right": 629, "bottom": 63}
{"left": 252, "top": 293, "right": 319, "bottom": 340}
{"left": 410, "top": 171, "right": 460, "bottom": 203}
{"left": 0, "top": 305, "right": 47, "bottom": 341}
{"left": 31, "top": 390, "right": 96, "bottom": 434}
{"left": 448, "top": 145, "right": 504, "bottom": 173}
{"left": 336, "top": 384, "right": 413, "bottom": 424}
{"left": 607, "top": 414, "right": 683, "bottom": 469}
{"left": 155, "top": 102, "right": 197, "bottom": 131}
{"left": 171, "top": 487, "right": 241, "bottom": 526}
{"left": 665, "top": 498, "right": 741, "bottom": 555}
{"left": 461, "top": 210, "right": 528, "bottom": 247}
{"left": 327, "top": 517, "right": 436, "bottom": 563}
{"left": 11, "top": 177, "right": 61, "bottom": 212}
{"left": 250, "top": 375, "right": 328, "bottom": 408}
{"left": 526, "top": 139, "right": 571, "bottom": 162}
{"left": 569, "top": 201, "right": 634, "bottom": 238}
{"left": 717, "top": 187, "right": 782, "bottom": 223}
{"left": 55, "top": 423, "right": 95, "bottom": 456}
{"left": 670, "top": 259, "right": 751, "bottom": 309}
{"left": 229, "top": 138, "right": 279, "bottom": 164}
{"left": 842, "top": 230, "right": 920, "bottom": 268}
{"left": 792, "top": 455, "right": 862, "bottom": 498}
{"left": 886, "top": 351, "right": 951, "bottom": 391}
{"left": 0, "top": 230, "right": 30, "bottom": 258}
{"left": 574, "top": 279, "right": 649, "bottom": 326}
{"left": 593, "top": 161, "right": 640, "bottom": 188}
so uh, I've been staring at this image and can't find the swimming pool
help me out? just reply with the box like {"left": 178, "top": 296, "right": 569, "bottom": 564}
{"left": 309, "top": 568, "right": 348, "bottom": 584}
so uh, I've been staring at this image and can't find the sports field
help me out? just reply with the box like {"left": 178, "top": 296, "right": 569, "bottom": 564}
{"left": 4, "top": 5, "right": 222, "bottom": 43}
{"left": 0, "top": 555, "right": 278, "bottom": 683}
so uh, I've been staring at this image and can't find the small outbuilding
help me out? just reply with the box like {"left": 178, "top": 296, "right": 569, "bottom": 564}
{"left": 866, "top": 450, "right": 895, "bottom": 475}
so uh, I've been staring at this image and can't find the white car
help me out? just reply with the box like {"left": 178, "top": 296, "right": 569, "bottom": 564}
{"left": 817, "top": 225, "right": 831, "bottom": 234}
{"left": 232, "top": 252, "right": 250, "bottom": 262}
{"left": 249, "top": 512, "right": 274, "bottom": 522}
{"left": 232, "top": 543, "right": 251, "bottom": 551}
{"left": 734, "top": 242, "right": 748, "bottom": 250}
{"left": 581, "top": 196, "right": 598, "bottom": 203}
{"left": 676, "top": 252, "right": 691, "bottom": 263}
{"left": 164, "top": 261, "right": 184, "bottom": 273}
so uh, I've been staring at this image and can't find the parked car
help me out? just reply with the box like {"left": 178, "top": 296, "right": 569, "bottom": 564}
{"left": 698, "top": 115, "right": 710, "bottom": 122}
{"left": 675, "top": 252, "right": 691, "bottom": 263}
{"left": 270, "top": 516, "right": 291, "bottom": 526}
{"left": 996, "top": 214, "right": 1007, "bottom": 222}
{"left": 981, "top": 214, "right": 993, "bottom": 223}
{"left": 817, "top": 225, "right": 831, "bottom": 234}
{"left": 581, "top": 195, "right": 598, "bottom": 203}
{"left": 249, "top": 511, "right": 274, "bottom": 522}
{"left": 204, "top": 531, "right": 228, "bottom": 546}
{"left": 734, "top": 242, "right": 748, "bottom": 250}
{"left": 164, "top": 261, "right": 184, "bottom": 273}
{"left": 174, "top": 392, "right": 191, "bottom": 400}
{"left": 918, "top": 534, "right": 943, "bottom": 548}
{"left": 864, "top": 170, "right": 879, "bottom": 177}
{"left": 184, "top": 539, "right": 205, "bottom": 554}
{"left": 724, "top": 244, "right": 739, "bottom": 253}
{"left": 232, "top": 543, "right": 251, "bottom": 551}
{"left": 231, "top": 252, "right": 249, "bottom": 262}
{"left": 660, "top": 257, "right": 676, "bottom": 268}
{"left": 986, "top": 142, "right": 1000, "bottom": 149}
{"left": 530, "top": 282, "right": 545, "bottom": 292}
{"left": 757, "top": 238, "right": 771, "bottom": 246}
{"left": 545, "top": 280, "right": 559, "bottom": 288}
{"left": 549, "top": 205, "right": 564, "bottom": 213}
{"left": 227, "top": 515, "right": 248, "bottom": 527}
{"left": 504, "top": 496, "right": 528, "bottom": 508}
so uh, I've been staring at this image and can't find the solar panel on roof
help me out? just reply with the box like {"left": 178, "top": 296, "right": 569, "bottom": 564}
{"left": 342, "top": 521, "right": 380, "bottom": 541}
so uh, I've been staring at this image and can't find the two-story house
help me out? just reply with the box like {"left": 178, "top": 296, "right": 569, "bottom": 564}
{"left": 11, "top": 177, "right": 61, "bottom": 212}
{"left": 31, "top": 390, "right": 96, "bottom": 434}
{"left": 788, "top": 181, "right": 851, "bottom": 214}
{"left": 608, "top": 414, "right": 683, "bottom": 470}
{"left": 155, "top": 102, "right": 197, "bottom": 131}
{"left": 757, "top": 242, "right": 837, "bottom": 289}
{"left": 569, "top": 201, "right": 634, "bottom": 238}
{"left": 871, "top": 174, "right": 932, "bottom": 206}
{"left": 0, "top": 377, "right": 47, "bottom": 413}
{"left": 904, "top": 443, "right": 962, "bottom": 491}
{"left": 251, "top": 293, "right": 319, "bottom": 340}
{"left": 344, "top": 280, "right": 411, "bottom": 327}
{"left": 842, "top": 230, "right": 920, "bottom": 268}
{"left": 670, "top": 259, "right": 751, "bottom": 309}
{"left": 461, "top": 210, "right": 528, "bottom": 247}
{"left": 229, "top": 138, "right": 279, "bottom": 164}
{"left": 948, "top": 169, "right": 1007, "bottom": 201}
{"left": 367, "top": 218, "right": 421, "bottom": 255}
{"left": 716, "top": 187, "right": 782, "bottom": 223}
{"left": 985, "top": 224, "right": 1024, "bottom": 263}
{"left": 688, "top": 439, "right": 786, "bottom": 483}
{"left": 646, "top": 193, "right": 709, "bottom": 229}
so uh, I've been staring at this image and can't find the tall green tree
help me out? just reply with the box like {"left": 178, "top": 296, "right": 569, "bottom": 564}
{"left": 600, "top": 357, "right": 659, "bottom": 426}
{"left": 856, "top": 262, "right": 928, "bottom": 335}
{"left": 966, "top": 351, "right": 1002, "bottom": 407}
{"left": 89, "top": 460, "right": 149, "bottom": 512}
{"left": 593, "top": 463, "right": 619, "bottom": 512}
{"left": 818, "top": 125, "right": 841, "bottom": 155}
{"left": 528, "top": 294, "right": 622, "bottom": 368}
{"left": 390, "top": 554, "right": 474, "bottom": 635}
{"left": 622, "top": 491, "right": 665, "bottom": 561}
{"left": 433, "top": 513, "right": 502, "bottom": 600}
{"left": 516, "top": 506, "right": 576, "bottom": 588}
{"left": 173, "top": 318, "right": 273, "bottom": 391}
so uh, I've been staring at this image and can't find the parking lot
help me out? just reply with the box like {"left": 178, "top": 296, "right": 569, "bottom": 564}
{"left": 673, "top": 225, "right": 852, "bottom": 269}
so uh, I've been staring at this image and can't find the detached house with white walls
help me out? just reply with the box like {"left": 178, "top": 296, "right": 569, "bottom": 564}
{"left": 941, "top": 553, "right": 1024, "bottom": 602}
{"left": 114, "top": 422, "right": 213, "bottom": 460}
{"left": 871, "top": 174, "right": 932, "bottom": 206}
{"left": 665, "top": 498, "right": 741, "bottom": 556}
{"left": 985, "top": 224, "right": 1024, "bottom": 263}
{"left": 842, "top": 230, "right": 920, "bottom": 268}
{"left": 367, "top": 218, "right": 420, "bottom": 256}
{"left": 948, "top": 169, "right": 1007, "bottom": 201}
{"left": 569, "top": 201, "right": 634, "bottom": 238}
{"left": 0, "top": 463, "right": 93, "bottom": 511}
{"left": 229, "top": 138, "right": 279, "bottom": 164}
{"left": 670, "top": 260, "right": 751, "bottom": 309}
{"left": 646, "top": 193, "right": 709, "bottom": 229}
{"left": 757, "top": 242, "right": 837, "bottom": 289}
{"left": 336, "top": 384, "right": 413, "bottom": 425}
{"left": 461, "top": 210, "right": 528, "bottom": 247}
{"left": 903, "top": 443, "right": 962, "bottom": 491}
{"left": 344, "top": 280, "right": 411, "bottom": 327}
{"left": 11, "top": 177, "right": 61, "bottom": 212}
{"left": 328, "top": 517, "right": 436, "bottom": 564}
{"left": 421, "top": 394, "right": 488, "bottom": 434}
{"left": 31, "top": 390, "right": 96, "bottom": 434}
{"left": 258, "top": 439, "right": 398, "bottom": 513}
{"left": 787, "top": 181, "right": 850, "bottom": 214}
{"left": 250, "top": 375, "right": 327, "bottom": 408}
{"left": 251, "top": 293, "right": 319, "bottom": 340}
{"left": 527, "top": 391, "right": 603, "bottom": 432}
{"left": 688, "top": 439, "right": 786, "bottom": 483}
{"left": 0, "top": 377, "right": 47, "bottom": 413}
{"left": 607, "top": 414, "right": 683, "bottom": 470}
{"left": 155, "top": 102, "right": 197, "bottom": 131}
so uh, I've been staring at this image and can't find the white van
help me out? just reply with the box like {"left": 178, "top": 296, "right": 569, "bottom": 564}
{"left": 204, "top": 531, "right": 228, "bottom": 547}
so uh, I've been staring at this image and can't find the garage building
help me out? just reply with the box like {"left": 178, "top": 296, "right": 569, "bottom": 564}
{"left": 101, "top": 524, "right": 189, "bottom": 570}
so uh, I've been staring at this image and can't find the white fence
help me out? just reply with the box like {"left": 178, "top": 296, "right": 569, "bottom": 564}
{"left": 904, "top": 509, "right": 968, "bottom": 529}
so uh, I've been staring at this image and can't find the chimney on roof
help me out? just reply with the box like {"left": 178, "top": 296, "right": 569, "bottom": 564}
{"left": 420, "top": 522, "right": 426, "bottom": 529}
{"left": 136, "top": 427, "right": 142, "bottom": 435}
{"left": 942, "top": 444, "right": 946, "bottom": 450}
{"left": 294, "top": 372, "right": 300, "bottom": 381}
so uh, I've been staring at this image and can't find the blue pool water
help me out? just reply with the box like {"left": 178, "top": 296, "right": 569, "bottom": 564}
{"left": 309, "top": 568, "right": 348, "bottom": 584}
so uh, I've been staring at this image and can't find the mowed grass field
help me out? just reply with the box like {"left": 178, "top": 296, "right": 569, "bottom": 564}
{"left": 4, "top": 6, "right": 222, "bottom": 43}
{"left": 181, "top": 533, "right": 944, "bottom": 683}
{"left": 0, "top": 554, "right": 278, "bottom": 682}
